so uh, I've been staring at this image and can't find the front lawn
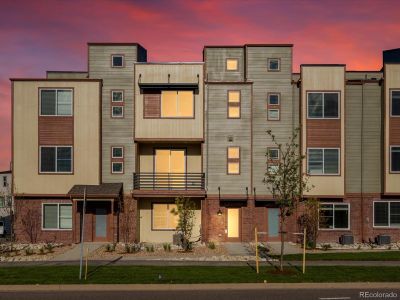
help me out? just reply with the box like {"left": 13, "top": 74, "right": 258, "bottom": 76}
{"left": 270, "top": 251, "right": 400, "bottom": 261}
{"left": 0, "top": 266, "right": 399, "bottom": 284}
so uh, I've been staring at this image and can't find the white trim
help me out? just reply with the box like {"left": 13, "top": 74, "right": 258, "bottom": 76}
{"left": 373, "top": 200, "right": 400, "bottom": 228}
{"left": 111, "top": 147, "right": 124, "bottom": 159}
{"left": 111, "top": 54, "right": 124, "bottom": 68}
{"left": 268, "top": 148, "right": 280, "bottom": 160}
{"left": 318, "top": 202, "right": 350, "bottom": 231}
{"left": 111, "top": 90, "right": 124, "bottom": 103}
{"left": 39, "top": 88, "right": 73, "bottom": 117}
{"left": 41, "top": 203, "right": 72, "bottom": 231}
{"left": 390, "top": 145, "right": 400, "bottom": 173}
{"left": 111, "top": 162, "right": 124, "bottom": 174}
{"left": 268, "top": 93, "right": 280, "bottom": 105}
{"left": 307, "top": 147, "right": 340, "bottom": 176}
{"left": 268, "top": 108, "right": 280, "bottom": 120}
{"left": 306, "top": 91, "right": 340, "bottom": 119}
{"left": 390, "top": 89, "right": 400, "bottom": 117}
{"left": 39, "top": 145, "right": 73, "bottom": 174}
{"left": 112, "top": 106, "right": 124, "bottom": 118}
{"left": 267, "top": 58, "right": 280, "bottom": 71}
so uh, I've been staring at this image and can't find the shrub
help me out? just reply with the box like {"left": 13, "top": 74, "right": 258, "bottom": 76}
{"left": 25, "top": 247, "right": 34, "bottom": 256}
{"left": 207, "top": 241, "right": 216, "bottom": 250}
{"left": 321, "top": 243, "right": 331, "bottom": 251}
{"left": 163, "top": 243, "right": 171, "bottom": 252}
{"left": 45, "top": 243, "right": 55, "bottom": 253}
{"left": 105, "top": 243, "right": 116, "bottom": 252}
{"left": 145, "top": 244, "right": 154, "bottom": 252}
{"left": 38, "top": 246, "right": 45, "bottom": 255}
{"left": 124, "top": 243, "right": 141, "bottom": 254}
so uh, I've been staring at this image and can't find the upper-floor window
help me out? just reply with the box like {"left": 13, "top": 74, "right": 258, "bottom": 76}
{"left": 307, "top": 92, "right": 339, "bottom": 119}
{"left": 2, "top": 176, "right": 6, "bottom": 187}
{"left": 112, "top": 90, "right": 124, "bottom": 102}
{"left": 111, "top": 146, "right": 124, "bottom": 174}
{"left": 112, "top": 106, "right": 124, "bottom": 118}
{"left": 227, "top": 146, "right": 240, "bottom": 175}
{"left": 111, "top": 55, "right": 124, "bottom": 67}
{"left": 319, "top": 203, "right": 349, "bottom": 230}
{"left": 268, "top": 109, "right": 280, "bottom": 121}
{"left": 307, "top": 148, "right": 339, "bottom": 175}
{"left": 391, "top": 146, "right": 400, "bottom": 172}
{"left": 391, "top": 90, "right": 400, "bottom": 116}
{"left": 42, "top": 203, "right": 72, "bottom": 230}
{"left": 228, "top": 91, "right": 240, "bottom": 118}
{"left": 40, "top": 146, "right": 73, "bottom": 173}
{"left": 374, "top": 201, "right": 400, "bottom": 228}
{"left": 268, "top": 148, "right": 279, "bottom": 160}
{"left": 161, "top": 91, "right": 193, "bottom": 118}
{"left": 267, "top": 58, "right": 280, "bottom": 71}
{"left": 268, "top": 93, "right": 280, "bottom": 105}
{"left": 226, "top": 58, "right": 238, "bottom": 71}
{"left": 40, "top": 89, "right": 73, "bottom": 116}
{"left": 267, "top": 148, "right": 279, "bottom": 174}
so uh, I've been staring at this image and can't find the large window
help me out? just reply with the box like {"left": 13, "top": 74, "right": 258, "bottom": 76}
{"left": 307, "top": 148, "right": 339, "bottom": 175}
{"left": 391, "top": 90, "right": 400, "bottom": 116}
{"left": 42, "top": 204, "right": 72, "bottom": 230}
{"left": 391, "top": 146, "right": 400, "bottom": 172}
{"left": 374, "top": 201, "right": 400, "bottom": 228}
{"left": 226, "top": 58, "right": 238, "bottom": 71}
{"left": 319, "top": 203, "right": 349, "bottom": 230}
{"left": 40, "top": 146, "right": 72, "bottom": 173}
{"left": 152, "top": 203, "right": 178, "bottom": 230}
{"left": 227, "top": 147, "right": 240, "bottom": 175}
{"left": 40, "top": 89, "right": 73, "bottom": 116}
{"left": 307, "top": 92, "right": 339, "bottom": 119}
{"left": 161, "top": 91, "right": 193, "bottom": 118}
{"left": 228, "top": 91, "right": 240, "bottom": 118}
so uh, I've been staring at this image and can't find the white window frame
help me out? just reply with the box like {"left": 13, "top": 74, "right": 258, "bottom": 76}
{"left": 39, "top": 146, "right": 73, "bottom": 174}
{"left": 268, "top": 148, "right": 280, "bottom": 160}
{"left": 111, "top": 90, "right": 124, "bottom": 103}
{"left": 41, "top": 203, "right": 72, "bottom": 231}
{"left": 112, "top": 147, "right": 124, "bottom": 159}
{"left": 112, "top": 106, "right": 124, "bottom": 118}
{"left": 390, "top": 145, "right": 400, "bottom": 173}
{"left": 39, "top": 88, "right": 73, "bottom": 117}
{"left": 268, "top": 108, "right": 280, "bottom": 120}
{"left": 267, "top": 58, "right": 280, "bottom": 71}
{"left": 318, "top": 203, "right": 350, "bottom": 231}
{"left": 307, "top": 92, "right": 340, "bottom": 119}
{"left": 390, "top": 89, "right": 400, "bottom": 117}
{"left": 307, "top": 148, "right": 340, "bottom": 175}
{"left": 373, "top": 200, "right": 400, "bottom": 228}
{"left": 111, "top": 54, "right": 124, "bottom": 68}
{"left": 112, "top": 162, "right": 124, "bottom": 174}
{"left": 268, "top": 93, "right": 280, "bottom": 105}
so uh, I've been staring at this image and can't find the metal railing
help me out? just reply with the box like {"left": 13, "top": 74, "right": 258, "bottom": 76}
{"left": 133, "top": 173, "right": 205, "bottom": 190}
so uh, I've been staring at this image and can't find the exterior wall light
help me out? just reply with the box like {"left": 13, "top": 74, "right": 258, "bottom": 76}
{"left": 217, "top": 209, "right": 222, "bottom": 216}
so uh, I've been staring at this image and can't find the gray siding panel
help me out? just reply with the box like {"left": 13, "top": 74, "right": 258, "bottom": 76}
{"left": 205, "top": 48, "right": 245, "bottom": 82}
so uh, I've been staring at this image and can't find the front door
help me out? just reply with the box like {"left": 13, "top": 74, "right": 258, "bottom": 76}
{"left": 155, "top": 149, "right": 186, "bottom": 188}
{"left": 94, "top": 208, "right": 108, "bottom": 242}
{"left": 268, "top": 208, "right": 280, "bottom": 241}
{"left": 227, "top": 208, "right": 240, "bottom": 241}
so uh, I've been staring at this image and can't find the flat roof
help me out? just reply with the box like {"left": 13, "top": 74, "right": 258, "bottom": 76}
{"left": 10, "top": 78, "right": 102, "bottom": 82}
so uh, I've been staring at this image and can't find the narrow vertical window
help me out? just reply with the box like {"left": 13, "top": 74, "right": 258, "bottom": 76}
{"left": 391, "top": 146, "right": 400, "bottom": 172}
{"left": 228, "top": 91, "right": 240, "bottom": 118}
{"left": 391, "top": 90, "right": 400, "bottom": 116}
{"left": 227, "top": 147, "right": 240, "bottom": 175}
{"left": 111, "top": 146, "right": 124, "bottom": 174}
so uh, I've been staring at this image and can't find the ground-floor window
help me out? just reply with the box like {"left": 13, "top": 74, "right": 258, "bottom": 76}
{"left": 319, "top": 203, "right": 349, "bottom": 230}
{"left": 374, "top": 201, "right": 400, "bottom": 228}
{"left": 42, "top": 203, "right": 72, "bottom": 230}
{"left": 152, "top": 203, "right": 178, "bottom": 230}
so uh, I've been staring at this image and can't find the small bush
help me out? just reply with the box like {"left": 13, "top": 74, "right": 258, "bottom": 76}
{"left": 321, "top": 243, "right": 331, "bottom": 251}
{"left": 163, "top": 243, "right": 171, "bottom": 252}
{"left": 25, "top": 247, "right": 34, "bottom": 256}
{"left": 145, "top": 244, "right": 155, "bottom": 252}
{"left": 207, "top": 241, "right": 216, "bottom": 250}
{"left": 45, "top": 243, "right": 55, "bottom": 253}
{"left": 105, "top": 243, "right": 116, "bottom": 252}
{"left": 38, "top": 247, "right": 45, "bottom": 255}
{"left": 357, "top": 244, "right": 361, "bottom": 250}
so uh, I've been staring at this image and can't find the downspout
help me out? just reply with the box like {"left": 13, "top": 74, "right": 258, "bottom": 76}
{"left": 360, "top": 79, "right": 365, "bottom": 243}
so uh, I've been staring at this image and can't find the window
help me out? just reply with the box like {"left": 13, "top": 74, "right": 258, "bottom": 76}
{"left": 267, "top": 148, "right": 279, "bottom": 174}
{"left": 307, "top": 92, "right": 339, "bottom": 118}
{"left": 0, "top": 197, "right": 4, "bottom": 208}
{"left": 112, "top": 162, "right": 123, "bottom": 174}
{"left": 40, "top": 89, "right": 73, "bottom": 116}
{"left": 374, "top": 201, "right": 400, "bottom": 228}
{"left": 227, "top": 147, "right": 240, "bottom": 175}
{"left": 319, "top": 203, "right": 349, "bottom": 230}
{"left": 267, "top": 58, "right": 280, "bottom": 71}
{"left": 111, "top": 146, "right": 124, "bottom": 174}
{"left": 268, "top": 109, "right": 280, "bottom": 120}
{"left": 228, "top": 91, "right": 240, "bottom": 118}
{"left": 42, "top": 204, "right": 72, "bottom": 230}
{"left": 112, "top": 91, "right": 124, "bottom": 102}
{"left": 307, "top": 148, "right": 339, "bottom": 175}
{"left": 112, "top": 106, "right": 124, "bottom": 118}
{"left": 111, "top": 55, "right": 124, "bottom": 67}
{"left": 112, "top": 147, "right": 123, "bottom": 158}
{"left": 40, "top": 146, "right": 72, "bottom": 173}
{"left": 161, "top": 91, "right": 194, "bottom": 118}
{"left": 268, "top": 93, "right": 280, "bottom": 105}
{"left": 391, "top": 146, "right": 400, "bottom": 172}
{"left": 2, "top": 176, "right": 6, "bottom": 187}
{"left": 152, "top": 203, "right": 178, "bottom": 230}
{"left": 391, "top": 90, "right": 400, "bottom": 116}
{"left": 268, "top": 148, "right": 279, "bottom": 160}
{"left": 226, "top": 58, "right": 238, "bottom": 71}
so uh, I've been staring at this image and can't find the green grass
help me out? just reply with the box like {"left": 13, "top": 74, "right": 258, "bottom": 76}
{"left": 0, "top": 266, "right": 399, "bottom": 284}
{"left": 270, "top": 251, "right": 400, "bottom": 261}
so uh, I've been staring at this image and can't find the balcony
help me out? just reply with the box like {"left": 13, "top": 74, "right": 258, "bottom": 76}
{"left": 133, "top": 173, "right": 205, "bottom": 196}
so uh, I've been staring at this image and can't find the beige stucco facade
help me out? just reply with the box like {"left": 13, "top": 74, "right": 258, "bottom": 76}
{"left": 12, "top": 80, "right": 101, "bottom": 195}
{"left": 301, "top": 66, "right": 345, "bottom": 196}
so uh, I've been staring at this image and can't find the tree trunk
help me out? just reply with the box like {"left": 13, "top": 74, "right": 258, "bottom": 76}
{"left": 279, "top": 214, "right": 285, "bottom": 272}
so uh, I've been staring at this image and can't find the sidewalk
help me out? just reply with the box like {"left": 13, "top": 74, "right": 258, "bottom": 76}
{"left": 53, "top": 243, "right": 105, "bottom": 261}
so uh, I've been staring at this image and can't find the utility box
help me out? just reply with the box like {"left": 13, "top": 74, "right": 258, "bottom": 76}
{"left": 376, "top": 235, "right": 391, "bottom": 245}
{"left": 339, "top": 234, "right": 354, "bottom": 245}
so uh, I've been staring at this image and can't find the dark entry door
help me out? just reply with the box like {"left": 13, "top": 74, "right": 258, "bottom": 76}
{"left": 94, "top": 208, "right": 108, "bottom": 241}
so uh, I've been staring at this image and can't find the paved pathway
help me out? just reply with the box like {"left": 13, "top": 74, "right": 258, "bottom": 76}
{"left": 266, "top": 242, "right": 302, "bottom": 255}
{"left": 52, "top": 243, "right": 105, "bottom": 261}
{"left": 224, "top": 243, "right": 251, "bottom": 256}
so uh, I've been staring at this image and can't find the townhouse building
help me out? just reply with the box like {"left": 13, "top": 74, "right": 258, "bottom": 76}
{"left": 11, "top": 43, "right": 400, "bottom": 244}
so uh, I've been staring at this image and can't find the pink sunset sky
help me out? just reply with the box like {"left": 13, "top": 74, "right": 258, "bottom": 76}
{"left": 1, "top": 0, "right": 400, "bottom": 170}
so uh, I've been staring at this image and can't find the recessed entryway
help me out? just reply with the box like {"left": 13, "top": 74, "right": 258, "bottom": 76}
{"left": 267, "top": 208, "right": 280, "bottom": 241}
{"left": 227, "top": 208, "right": 240, "bottom": 241}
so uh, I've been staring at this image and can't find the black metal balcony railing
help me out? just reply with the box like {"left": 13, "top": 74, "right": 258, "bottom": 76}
{"left": 133, "top": 173, "right": 205, "bottom": 190}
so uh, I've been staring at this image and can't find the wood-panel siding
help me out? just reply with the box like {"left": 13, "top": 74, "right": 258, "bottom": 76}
{"left": 143, "top": 92, "right": 161, "bottom": 118}
{"left": 389, "top": 118, "right": 400, "bottom": 144}
{"left": 306, "top": 119, "right": 341, "bottom": 147}
{"left": 205, "top": 48, "right": 245, "bottom": 82}
{"left": 38, "top": 117, "right": 73, "bottom": 145}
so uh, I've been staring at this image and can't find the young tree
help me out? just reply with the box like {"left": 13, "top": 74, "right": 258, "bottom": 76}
{"left": 297, "top": 198, "right": 320, "bottom": 249}
{"left": 171, "top": 196, "right": 196, "bottom": 252}
{"left": 263, "top": 127, "right": 312, "bottom": 271}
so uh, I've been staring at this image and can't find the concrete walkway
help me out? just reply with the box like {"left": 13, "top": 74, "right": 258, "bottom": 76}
{"left": 53, "top": 243, "right": 105, "bottom": 261}
{"left": 224, "top": 243, "right": 251, "bottom": 256}
{"left": 266, "top": 242, "right": 302, "bottom": 255}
